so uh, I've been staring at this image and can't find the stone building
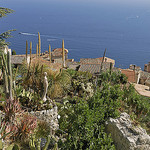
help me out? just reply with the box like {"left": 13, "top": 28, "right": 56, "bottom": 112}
{"left": 51, "top": 48, "right": 68, "bottom": 63}
{"left": 120, "top": 69, "right": 136, "bottom": 83}
{"left": 144, "top": 62, "right": 150, "bottom": 73}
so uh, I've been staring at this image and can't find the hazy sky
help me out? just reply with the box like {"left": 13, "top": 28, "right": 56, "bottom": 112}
{"left": 1, "top": 0, "right": 150, "bottom": 5}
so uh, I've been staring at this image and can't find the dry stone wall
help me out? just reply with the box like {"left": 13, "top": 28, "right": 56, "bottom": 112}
{"left": 30, "top": 106, "right": 59, "bottom": 131}
{"left": 105, "top": 112, "right": 150, "bottom": 150}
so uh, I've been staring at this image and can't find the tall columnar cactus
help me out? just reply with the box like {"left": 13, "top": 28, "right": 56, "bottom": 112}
{"left": 7, "top": 51, "right": 13, "bottom": 100}
{"left": 38, "top": 32, "right": 41, "bottom": 56}
{"left": 30, "top": 41, "right": 32, "bottom": 64}
{"left": 36, "top": 43, "right": 38, "bottom": 58}
{"left": 29, "top": 135, "right": 51, "bottom": 150}
{"left": 1, "top": 55, "right": 8, "bottom": 95}
{"left": 49, "top": 44, "right": 51, "bottom": 63}
{"left": 1, "top": 51, "right": 13, "bottom": 99}
{"left": 26, "top": 40, "right": 28, "bottom": 61}
{"left": 62, "top": 39, "right": 65, "bottom": 68}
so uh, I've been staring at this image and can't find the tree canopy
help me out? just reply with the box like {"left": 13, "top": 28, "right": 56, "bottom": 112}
{"left": 0, "top": 7, "right": 14, "bottom": 47}
{"left": 0, "top": 7, "right": 14, "bottom": 18}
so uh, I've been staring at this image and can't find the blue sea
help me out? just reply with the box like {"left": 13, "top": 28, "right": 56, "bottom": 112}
{"left": 1, "top": 0, "right": 150, "bottom": 69}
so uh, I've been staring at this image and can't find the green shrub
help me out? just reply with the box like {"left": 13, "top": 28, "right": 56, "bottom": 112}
{"left": 58, "top": 83, "right": 121, "bottom": 149}
{"left": 98, "top": 71, "right": 127, "bottom": 85}
{"left": 12, "top": 50, "right": 16, "bottom": 55}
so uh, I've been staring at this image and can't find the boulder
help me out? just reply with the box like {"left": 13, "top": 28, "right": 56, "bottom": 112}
{"left": 105, "top": 112, "right": 150, "bottom": 150}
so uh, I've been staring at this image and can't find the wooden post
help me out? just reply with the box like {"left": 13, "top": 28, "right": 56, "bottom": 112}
{"left": 100, "top": 48, "right": 107, "bottom": 73}
{"left": 95, "top": 48, "right": 107, "bottom": 89}
{"left": 110, "top": 62, "right": 113, "bottom": 75}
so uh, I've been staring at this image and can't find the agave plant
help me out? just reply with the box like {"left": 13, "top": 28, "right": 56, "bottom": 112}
{"left": 14, "top": 114, "right": 37, "bottom": 142}
{"left": 3, "top": 98, "right": 23, "bottom": 123}
{"left": 48, "top": 69, "right": 71, "bottom": 99}
{"left": 0, "top": 116, "right": 12, "bottom": 140}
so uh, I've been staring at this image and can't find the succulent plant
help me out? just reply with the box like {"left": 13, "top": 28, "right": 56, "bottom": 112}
{"left": 15, "top": 114, "right": 37, "bottom": 141}
{"left": 49, "top": 44, "right": 51, "bottom": 64}
{"left": 3, "top": 98, "right": 23, "bottom": 122}
{"left": 30, "top": 41, "right": 32, "bottom": 64}
{"left": 62, "top": 40, "right": 65, "bottom": 68}
{"left": 29, "top": 135, "right": 51, "bottom": 150}
{"left": 38, "top": 32, "right": 41, "bottom": 56}
{"left": 1, "top": 51, "right": 13, "bottom": 99}
{"left": 26, "top": 40, "right": 28, "bottom": 61}
{"left": 36, "top": 43, "right": 38, "bottom": 58}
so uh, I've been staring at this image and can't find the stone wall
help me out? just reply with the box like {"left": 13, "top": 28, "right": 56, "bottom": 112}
{"left": 105, "top": 113, "right": 150, "bottom": 150}
{"left": 30, "top": 106, "right": 59, "bottom": 131}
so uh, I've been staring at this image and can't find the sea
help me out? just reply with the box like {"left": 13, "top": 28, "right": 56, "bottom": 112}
{"left": 1, "top": 0, "right": 150, "bottom": 69}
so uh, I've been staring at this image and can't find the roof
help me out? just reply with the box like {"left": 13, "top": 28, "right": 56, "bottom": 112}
{"left": 80, "top": 58, "right": 102, "bottom": 64}
{"left": 67, "top": 61, "right": 80, "bottom": 70}
{"left": 52, "top": 48, "right": 68, "bottom": 57}
{"left": 98, "top": 57, "right": 115, "bottom": 65}
{"left": 78, "top": 63, "right": 110, "bottom": 74}
{"left": 31, "top": 57, "right": 62, "bottom": 71}
{"left": 140, "top": 71, "right": 150, "bottom": 80}
{"left": 120, "top": 69, "right": 136, "bottom": 83}
{"left": 80, "top": 57, "right": 115, "bottom": 65}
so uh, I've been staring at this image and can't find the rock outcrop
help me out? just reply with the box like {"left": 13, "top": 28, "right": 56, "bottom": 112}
{"left": 105, "top": 112, "right": 150, "bottom": 150}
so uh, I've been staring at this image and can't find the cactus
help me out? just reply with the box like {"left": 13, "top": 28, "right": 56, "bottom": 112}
{"left": 7, "top": 51, "right": 13, "bottom": 100}
{"left": 1, "top": 51, "right": 13, "bottom": 99}
{"left": 49, "top": 44, "right": 51, "bottom": 63}
{"left": 1, "top": 55, "right": 9, "bottom": 95}
{"left": 26, "top": 40, "right": 28, "bottom": 61}
{"left": 26, "top": 42, "right": 32, "bottom": 79}
{"left": 36, "top": 138, "right": 41, "bottom": 150}
{"left": 38, "top": 32, "right": 41, "bottom": 56}
{"left": 29, "top": 135, "right": 51, "bottom": 150}
{"left": 62, "top": 39, "right": 65, "bottom": 68}
{"left": 36, "top": 43, "right": 38, "bottom": 58}
{"left": 29, "top": 135, "right": 36, "bottom": 150}
{"left": 13, "top": 66, "right": 18, "bottom": 90}
{"left": 53, "top": 143, "right": 58, "bottom": 150}
{"left": 30, "top": 41, "right": 32, "bottom": 64}
{"left": 43, "top": 135, "right": 51, "bottom": 150}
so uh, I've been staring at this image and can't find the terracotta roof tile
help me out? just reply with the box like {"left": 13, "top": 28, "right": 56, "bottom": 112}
{"left": 52, "top": 48, "right": 68, "bottom": 57}
{"left": 80, "top": 58, "right": 102, "bottom": 64}
{"left": 79, "top": 63, "right": 110, "bottom": 74}
{"left": 80, "top": 57, "right": 115, "bottom": 65}
{"left": 121, "top": 69, "right": 135, "bottom": 82}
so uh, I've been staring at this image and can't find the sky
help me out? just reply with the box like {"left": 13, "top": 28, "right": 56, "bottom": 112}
{"left": 1, "top": 0, "right": 150, "bottom": 5}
